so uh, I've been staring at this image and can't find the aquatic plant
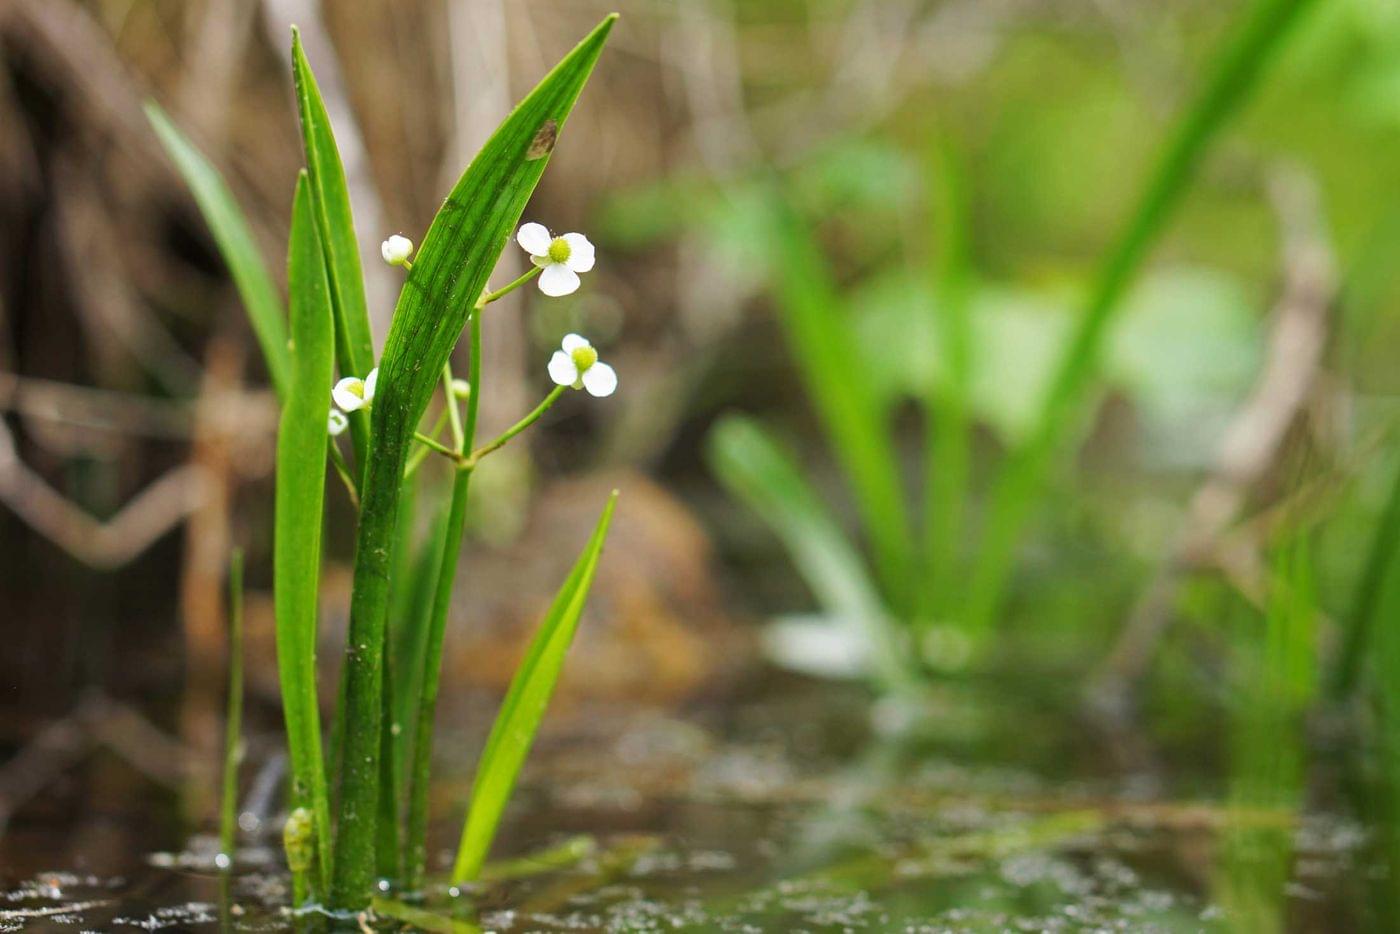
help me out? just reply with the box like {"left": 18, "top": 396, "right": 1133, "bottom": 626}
{"left": 148, "top": 14, "right": 619, "bottom": 913}
{"left": 708, "top": 0, "right": 1324, "bottom": 687}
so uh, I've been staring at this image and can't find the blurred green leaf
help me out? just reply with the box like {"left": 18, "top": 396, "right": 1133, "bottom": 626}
{"left": 764, "top": 191, "right": 915, "bottom": 612}
{"left": 1111, "top": 266, "right": 1261, "bottom": 465}
{"left": 146, "top": 102, "right": 290, "bottom": 398}
{"left": 707, "top": 415, "right": 908, "bottom": 687}
{"left": 452, "top": 492, "right": 619, "bottom": 882}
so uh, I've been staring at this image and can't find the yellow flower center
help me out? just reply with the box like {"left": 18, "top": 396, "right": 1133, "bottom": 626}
{"left": 547, "top": 236, "right": 572, "bottom": 265}
{"left": 570, "top": 345, "right": 598, "bottom": 373}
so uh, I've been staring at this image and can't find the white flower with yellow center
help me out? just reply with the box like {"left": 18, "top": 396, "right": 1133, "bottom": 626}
{"left": 381, "top": 234, "right": 413, "bottom": 266}
{"left": 516, "top": 222, "right": 595, "bottom": 297}
{"left": 547, "top": 334, "right": 616, "bottom": 397}
{"left": 328, "top": 409, "right": 349, "bottom": 436}
{"left": 332, "top": 367, "right": 378, "bottom": 413}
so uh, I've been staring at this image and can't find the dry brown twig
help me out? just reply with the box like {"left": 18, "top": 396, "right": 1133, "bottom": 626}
{"left": 1086, "top": 165, "right": 1337, "bottom": 724}
{"left": 0, "top": 419, "right": 210, "bottom": 569}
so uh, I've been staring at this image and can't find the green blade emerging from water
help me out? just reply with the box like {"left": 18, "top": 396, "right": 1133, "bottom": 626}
{"left": 708, "top": 415, "right": 908, "bottom": 688}
{"left": 452, "top": 493, "right": 619, "bottom": 883}
{"left": 146, "top": 102, "right": 290, "bottom": 398}
{"left": 273, "top": 171, "right": 336, "bottom": 895}
{"left": 331, "top": 15, "right": 617, "bottom": 907}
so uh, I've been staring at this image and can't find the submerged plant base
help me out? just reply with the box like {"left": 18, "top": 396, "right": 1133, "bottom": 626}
{"left": 0, "top": 675, "right": 1379, "bottom": 931}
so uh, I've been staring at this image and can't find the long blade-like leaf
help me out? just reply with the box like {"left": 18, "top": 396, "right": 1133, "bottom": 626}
{"left": 707, "top": 415, "right": 909, "bottom": 688}
{"left": 964, "top": 0, "right": 1324, "bottom": 632}
{"left": 452, "top": 493, "right": 618, "bottom": 883}
{"left": 146, "top": 102, "right": 290, "bottom": 398}
{"left": 274, "top": 171, "right": 335, "bottom": 895}
{"left": 290, "top": 29, "right": 376, "bottom": 469}
{"left": 763, "top": 192, "right": 914, "bottom": 615}
{"left": 331, "top": 16, "right": 616, "bottom": 908}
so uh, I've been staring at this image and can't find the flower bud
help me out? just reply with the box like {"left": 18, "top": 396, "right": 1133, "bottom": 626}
{"left": 381, "top": 234, "right": 414, "bottom": 266}
{"left": 283, "top": 807, "right": 315, "bottom": 875}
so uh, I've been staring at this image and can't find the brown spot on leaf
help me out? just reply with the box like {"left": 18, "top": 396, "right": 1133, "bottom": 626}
{"left": 526, "top": 119, "right": 558, "bottom": 160}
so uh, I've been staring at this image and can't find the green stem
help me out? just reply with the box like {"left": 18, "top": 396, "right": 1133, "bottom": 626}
{"left": 405, "top": 311, "right": 484, "bottom": 891}
{"left": 219, "top": 549, "right": 245, "bottom": 866}
{"left": 478, "top": 266, "right": 542, "bottom": 307}
{"left": 331, "top": 430, "right": 406, "bottom": 907}
{"left": 404, "top": 407, "right": 452, "bottom": 480}
{"left": 414, "top": 431, "right": 465, "bottom": 463}
{"left": 443, "top": 364, "right": 466, "bottom": 452}
{"left": 962, "top": 0, "right": 1322, "bottom": 635}
{"left": 375, "top": 638, "right": 402, "bottom": 883}
{"left": 465, "top": 386, "right": 566, "bottom": 469}
{"left": 328, "top": 439, "right": 359, "bottom": 507}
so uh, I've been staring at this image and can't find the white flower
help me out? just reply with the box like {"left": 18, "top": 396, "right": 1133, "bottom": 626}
{"left": 333, "top": 367, "right": 378, "bottom": 412}
{"left": 547, "top": 334, "right": 616, "bottom": 397}
{"left": 516, "top": 222, "right": 595, "bottom": 297}
{"left": 328, "top": 409, "right": 349, "bottom": 436}
{"left": 381, "top": 234, "right": 413, "bottom": 266}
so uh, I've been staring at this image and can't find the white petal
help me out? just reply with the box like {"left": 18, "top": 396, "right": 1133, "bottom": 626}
{"left": 548, "top": 350, "right": 579, "bottom": 387}
{"left": 333, "top": 376, "right": 367, "bottom": 412}
{"left": 328, "top": 409, "right": 349, "bottom": 436}
{"left": 561, "top": 233, "right": 595, "bottom": 272}
{"left": 539, "top": 263, "right": 580, "bottom": 297}
{"left": 560, "top": 333, "right": 590, "bottom": 353}
{"left": 364, "top": 367, "right": 379, "bottom": 402}
{"left": 581, "top": 361, "right": 617, "bottom": 397}
{"left": 516, "top": 222, "right": 552, "bottom": 256}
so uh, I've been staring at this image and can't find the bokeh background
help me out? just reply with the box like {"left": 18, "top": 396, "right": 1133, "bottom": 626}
{"left": 4, "top": 0, "right": 1400, "bottom": 926}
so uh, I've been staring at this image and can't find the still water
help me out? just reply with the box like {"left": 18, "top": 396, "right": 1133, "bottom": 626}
{"left": 0, "top": 674, "right": 1385, "bottom": 931}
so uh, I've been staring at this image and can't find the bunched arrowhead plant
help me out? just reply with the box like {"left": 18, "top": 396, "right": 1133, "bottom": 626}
{"left": 149, "top": 13, "right": 620, "bottom": 918}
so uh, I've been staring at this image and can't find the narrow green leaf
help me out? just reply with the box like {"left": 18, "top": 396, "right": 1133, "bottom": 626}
{"left": 763, "top": 191, "right": 914, "bottom": 615}
{"left": 451, "top": 493, "right": 618, "bottom": 883}
{"left": 290, "top": 29, "right": 376, "bottom": 469}
{"left": 219, "top": 548, "right": 245, "bottom": 865}
{"left": 707, "top": 415, "right": 909, "bottom": 688}
{"left": 390, "top": 493, "right": 449, "bottom": 782}
{"left": 964, "top": 0, "right": 1324, "bottom": 632}
{"left": 145, "top": 102, "right": 290, "bottom": 398}
{"left": 1332, "top": 451, "right": 1400, "bottom": 696}
{"left": 273, "top": 171, "right": 335, "bottom": 894}
{"left": 331, "top": 16, "right": 616, "bottom": 908}
{"left": 919, "top": 135, "right": 975, "bottom": 625}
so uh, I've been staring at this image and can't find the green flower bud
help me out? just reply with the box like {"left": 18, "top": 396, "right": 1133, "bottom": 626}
{"left": 283, "top": 807, "right": 315, "bottom": 875}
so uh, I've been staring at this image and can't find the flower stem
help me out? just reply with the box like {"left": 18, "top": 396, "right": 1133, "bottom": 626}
{"left": 413, "top": 431, "right": 465, "bottom": 464}
{"left": 405, "top": 310, "right": 483, "bottom": 890}
{"left": 404, "top": 407, "right": 451, "bottom": 480}
{"left": 477, "top": 266, "right": 542, "bottom": 307}
{"left": 443, "top": 363, "right": 466, "bottom": 451}
{"left": 464, "top": 386, "right": 566, "bottom": 470}
{"left": 328, "top": 440, "right": 360, "bottom": 508}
